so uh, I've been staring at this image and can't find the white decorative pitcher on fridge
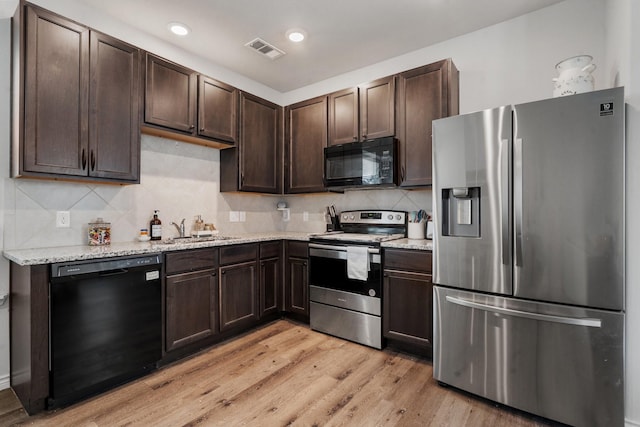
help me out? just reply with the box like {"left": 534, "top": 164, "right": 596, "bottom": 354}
{"left": 552, "top": 55, "right": 596, "bottom": 97}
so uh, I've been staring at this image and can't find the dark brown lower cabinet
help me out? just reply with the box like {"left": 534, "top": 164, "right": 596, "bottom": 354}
{"left": 219, "top": 244, "right": 259, "bottom": 331}
{"left": 165, "top": 269, "right": 218, "bottom": 352}
{"left": 284, "top": 241, "right": 309, "bottom": 322}
{"left": 383, "top": 249, "right": 433, "bottom": 356}
{"left": 259, "top": 241, "right": 282, "bottom": 318}
{"left": 164, "top": 248, "right": 219, "bottom": 353}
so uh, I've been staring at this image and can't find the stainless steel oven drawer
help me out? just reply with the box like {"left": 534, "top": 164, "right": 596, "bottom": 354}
{"left": 310, "top": 285, "right": 380, "bottom": 315}
{"left": 310, "top": 301, "right": 382, "bottom": 349}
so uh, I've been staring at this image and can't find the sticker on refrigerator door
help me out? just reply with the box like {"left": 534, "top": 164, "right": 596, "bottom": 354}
{"left": 600, "top": 102, "right": 614, "bottom": 116}
{"left": 146, "top": 270, "right": 160, "bottom": 281}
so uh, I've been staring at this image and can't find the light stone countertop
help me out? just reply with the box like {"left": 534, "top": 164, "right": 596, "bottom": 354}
{"left": 381, "top": 238, "right": 433, "bottom": 251}
{"left": 3, "top": 232, "right": 312, "bottom": 266}
{"left": 3, "top": 232, "right": 433, "bottom": 266}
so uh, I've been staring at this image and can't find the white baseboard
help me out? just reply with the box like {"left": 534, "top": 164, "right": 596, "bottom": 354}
{"left": 0, "top": 373, "right": 9, "bottom": 391}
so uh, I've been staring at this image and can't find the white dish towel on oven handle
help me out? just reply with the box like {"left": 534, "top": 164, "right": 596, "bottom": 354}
{"left": 347, "top": 246, "right": 369, "bottom": 281}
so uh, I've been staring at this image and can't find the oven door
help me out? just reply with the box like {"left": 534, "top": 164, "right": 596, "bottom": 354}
{"left": 308, "top": 242, "right": 381, "bottom": 297}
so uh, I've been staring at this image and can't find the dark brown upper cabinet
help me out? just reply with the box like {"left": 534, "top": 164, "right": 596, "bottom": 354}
{"left": 285, "top": 96, "right": 328, "bottom": 193}
{"left": 220, "top": 92, "right": 282, "bottom": 194}
{"left": 144, "top": 53, "right": 197, "bottom": 134}
{"left": 143, "top": 54, "right": 237, "bottom": 149}
{"left": 328, "top": 75, "right": 395, "bottom": 146}
{"left": 13, "top": 3, "right": 141, "bottom": 183}
{"left": 396, "top": 59, "right": 459, "bottom": 187}
{"left": 359, "top": 75, "right": 396, "bottom": 141}
{"left": 198, "top": 76, "right": 238, "bottom": 144}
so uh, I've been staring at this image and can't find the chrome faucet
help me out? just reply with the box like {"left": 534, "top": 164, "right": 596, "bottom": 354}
{"left": 171, "top": 218, "right": 186, "bottom": 237}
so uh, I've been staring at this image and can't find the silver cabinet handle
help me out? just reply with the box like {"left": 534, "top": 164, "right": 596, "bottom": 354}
{"left": 445, "top": 296, "right": 602, "bottom": 328}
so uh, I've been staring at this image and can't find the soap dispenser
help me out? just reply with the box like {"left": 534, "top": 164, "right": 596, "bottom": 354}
{"left": 150, "top": 210, "right": 162, "bottom": 241}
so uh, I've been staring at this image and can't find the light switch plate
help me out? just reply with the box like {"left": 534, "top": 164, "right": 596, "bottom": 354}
{"left": 239, "top": 211, "right": 246, "bottom": 222}
{"left": 56, "top": 211, "right": 70, "bottom": 228}
{"left": 229, "top": 211, "right": 239, "bottom": 222}
{"left": 303, "top": 211, "right": 309, "bottom": 221}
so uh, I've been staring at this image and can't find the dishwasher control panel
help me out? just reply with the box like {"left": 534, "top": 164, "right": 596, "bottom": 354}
{"left": 51, "top": 254, "right": 162, "bottom": 277}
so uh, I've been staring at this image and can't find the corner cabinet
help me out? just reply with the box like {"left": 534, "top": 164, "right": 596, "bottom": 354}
{"left": 165, "top": 248, "right": 219, "bottom": 352}
{"left": 285, "top": 96, "right": 328, "bottom": 193}
{"left": 220, "top": 93, "right": 282, "bottom": 193}
{"left": 397, "top": 59, "right": 459, "bottom": 187}
{"left": 327, "top": 75, "right": 395, "bottom": 146}
{"left": 14, "top": 4, "right": 141, "bottom": 183}
{"left": 383, "top": 249, "right": 433, "bottom": 356}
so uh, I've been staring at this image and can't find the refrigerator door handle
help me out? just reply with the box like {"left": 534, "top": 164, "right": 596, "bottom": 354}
{"left": 514, "top": 138, "right": 524, "bottom": 268}
{"left": 500, "top": 138, "right": 510, "bottom": 266}
{"left": 445, "top": 296, "right": 602, "bottom": 328}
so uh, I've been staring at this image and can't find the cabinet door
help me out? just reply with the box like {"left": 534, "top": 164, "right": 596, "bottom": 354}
{"left": 260, "top": 256, "right": 281, "bottom": 317}
{"left": 328, "top": 87, "right": 359, "bottom": 146}
{"left": 219, "top": 261, "right": 258, "bottom": 331}
{"left": 383, "top": 269, "right": 433, "bottom": 352}
{"left": 23, "top": 5, "right": 89, "bottom": 176}
{"left": 285, "top": 96, "right": 328, "bottom": 193}
{"left": 145, "top": 54, "right": 197, "bottom": 133}
{"left": 397, "top": 59, "right": 459, "bottom": 187}
{"left": 237, "top": 92, "right": 281, "bottom": 193}
{"left": 89, "top": 31, "right": 141, "bottom": 181}
{"left": 359, "top": 76, "right": 395, "bottom": 141}
{"left": 166, "top": 269, "right": 218, "bottom": 352}
{"left": 198, "top": 75, "right": 238, "bottom": 144}
{"left": 285, "top": 256, "right": 309, "bottom": 318}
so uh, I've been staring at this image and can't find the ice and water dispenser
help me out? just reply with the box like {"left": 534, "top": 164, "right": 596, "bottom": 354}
{"left": 441, "top": 187, "right": 480, "bottom": 238}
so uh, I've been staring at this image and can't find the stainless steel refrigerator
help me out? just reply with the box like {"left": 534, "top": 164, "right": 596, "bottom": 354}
{"left": 432, "top": 87, "right": 625, "bottom": 427}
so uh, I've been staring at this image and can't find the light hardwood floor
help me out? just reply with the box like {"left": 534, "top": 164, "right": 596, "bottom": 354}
{"left": 0, "top": 320, "right": 557, "bottom": 426}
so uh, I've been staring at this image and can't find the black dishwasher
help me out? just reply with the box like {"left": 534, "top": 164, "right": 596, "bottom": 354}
{"left": 49, "top": 254, "right": 162, "bottom": 408}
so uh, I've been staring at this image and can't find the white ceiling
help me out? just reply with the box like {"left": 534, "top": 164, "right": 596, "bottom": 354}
{"left": 65, "top": 1, "right": 564, "bottom": 92}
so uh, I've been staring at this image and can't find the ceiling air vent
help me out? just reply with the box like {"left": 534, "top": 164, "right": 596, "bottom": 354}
{"left": 245, "top": 38, "right": 285, "bottom": 60}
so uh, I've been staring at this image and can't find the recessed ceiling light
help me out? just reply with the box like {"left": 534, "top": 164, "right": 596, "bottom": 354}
{"left": 286, "top": 29, "right": 306, "bottom": 43}
{"left": 168, "top": 22, "right": 190, "bottom": 36}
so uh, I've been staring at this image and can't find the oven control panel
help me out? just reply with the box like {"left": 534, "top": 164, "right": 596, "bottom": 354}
{"left": 340, "top": 210, "right": 406, "bottom": 225}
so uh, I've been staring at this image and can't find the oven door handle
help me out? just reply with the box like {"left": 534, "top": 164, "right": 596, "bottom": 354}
{"left": 309, "top": 243, "right": 381, "bottom": 264}
{"left": 309, "top": 243, "right": 380, "bottom": 254}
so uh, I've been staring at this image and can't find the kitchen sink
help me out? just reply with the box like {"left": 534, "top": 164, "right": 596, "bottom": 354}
{"left": 156, "top": 236, "right": 236, "bottom": 245}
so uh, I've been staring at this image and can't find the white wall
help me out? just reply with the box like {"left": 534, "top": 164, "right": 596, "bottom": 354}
{"left": 4, "top": 2, "right": 638, "bottom": 425}
{"left": 605, "top": 1, "right": 640, "bottom": 425}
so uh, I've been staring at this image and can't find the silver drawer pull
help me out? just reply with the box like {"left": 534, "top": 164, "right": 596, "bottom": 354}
{"left": 445, "top": 296, "right": 602, "bottom": 328}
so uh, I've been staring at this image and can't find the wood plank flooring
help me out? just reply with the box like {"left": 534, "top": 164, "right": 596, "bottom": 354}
{"left": 0, "top": 320, "right": 557, "bottom": 426}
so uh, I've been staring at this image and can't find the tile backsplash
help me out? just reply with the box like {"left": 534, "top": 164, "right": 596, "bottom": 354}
{"left": 3, "top": 134, "right": 431, "bottom": 250}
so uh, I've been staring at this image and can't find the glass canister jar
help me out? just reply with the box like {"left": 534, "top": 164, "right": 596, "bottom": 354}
{"left": 88, "top": 218, "right": 111, "bottom": 246}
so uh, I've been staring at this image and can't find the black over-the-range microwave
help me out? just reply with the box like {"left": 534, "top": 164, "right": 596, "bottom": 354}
{"left": 324, "top": 137, "right": 398, "bottom": 189}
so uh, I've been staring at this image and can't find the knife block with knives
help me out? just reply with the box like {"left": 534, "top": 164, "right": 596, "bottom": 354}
{"left": 325, "top": 205, "right": 340, "bottom": 232}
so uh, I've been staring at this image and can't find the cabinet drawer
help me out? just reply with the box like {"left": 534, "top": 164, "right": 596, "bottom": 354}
{"left": 165, "top": 248, "right": 218, "bottom": 275}
{"left": 287, "top": 241, "right": 308, "bottom": 259}
{"left": 219, "top": 243, "right": 258, "bottom": 265}
{"left": 384, "top": 249, "right": 432, "bottom": 273}
{"left": 260, "top": 241, "right": 281, "bottom": 259}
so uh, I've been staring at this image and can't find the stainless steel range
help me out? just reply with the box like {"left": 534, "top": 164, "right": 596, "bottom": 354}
{"left": 308, "top": 210, "right": 407, "bottom": 349}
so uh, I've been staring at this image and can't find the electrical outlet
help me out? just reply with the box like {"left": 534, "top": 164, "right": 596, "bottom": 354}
{"left": 303, "top": 211, "right": 309, "bottom": 222}
{"left": 56, "top": 211, "right": 70, "bottom": 228}
{"left": 239, "top": 211, "right": 246, "bottom": 222}
{"left": 229, "top": 211, "right": 239, "bottom": 222}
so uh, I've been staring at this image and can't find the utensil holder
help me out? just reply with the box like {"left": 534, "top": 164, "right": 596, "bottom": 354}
{"left": 407, "top": 222, "right": 426, "bottom": 240}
